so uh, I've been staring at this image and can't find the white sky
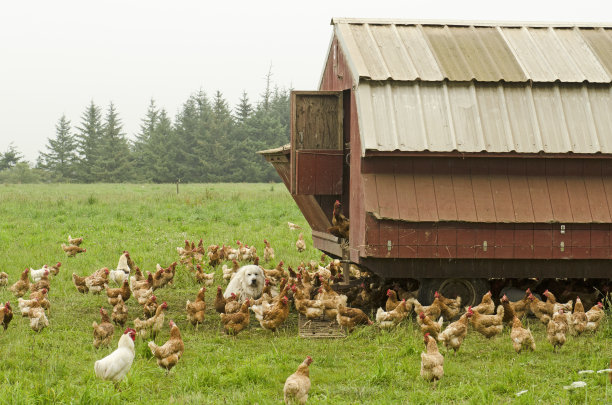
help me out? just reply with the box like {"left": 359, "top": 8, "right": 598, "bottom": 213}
{"left": 1, "top": 0, "right": 610, "bottom": 162}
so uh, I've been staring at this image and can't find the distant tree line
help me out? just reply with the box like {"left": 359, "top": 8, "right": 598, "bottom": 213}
{"left": 0, "top": 79, "right": 290, "bottom": 183}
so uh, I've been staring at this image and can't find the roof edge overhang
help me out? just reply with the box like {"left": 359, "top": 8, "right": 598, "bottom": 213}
{"left": 331, "top": 17, "right": 612, "bottom": 28}
{"left": 363, "top": 150, "right": 612, "bottom": 159}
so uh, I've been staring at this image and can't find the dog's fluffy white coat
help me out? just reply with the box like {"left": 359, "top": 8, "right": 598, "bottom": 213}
{"left": 223, "top": 264, "right": 265, "bottom": 301}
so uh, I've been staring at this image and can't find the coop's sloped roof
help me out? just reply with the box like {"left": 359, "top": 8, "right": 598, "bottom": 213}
{"left": 332, "top": 18, "right": 612, "bottom": 83}
{"left": 356, "top": 81, "right": 612, "bottom": 154}
{"left": 363, "top": 162, "right": 612, "bottom": 223}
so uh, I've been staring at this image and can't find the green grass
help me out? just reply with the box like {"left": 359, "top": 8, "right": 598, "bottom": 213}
{"left": 0, "top": 183, "right": 610, "bottom": 404}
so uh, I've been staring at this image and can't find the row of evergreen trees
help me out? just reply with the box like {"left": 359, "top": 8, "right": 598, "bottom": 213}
{"left": 2, "top": 81, "right": 290, "bottom": 183}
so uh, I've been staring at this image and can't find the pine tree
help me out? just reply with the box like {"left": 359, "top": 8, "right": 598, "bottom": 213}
{"left": 132, "top": 99, "right": 159, "bottom": 180}
{"left": 147, "top": 109, "right": 177, "bottom": 183}
{"left": 0, "top": 143, "right": 24, "bottom": 171}
{"left": 75, "top": 101, "right": 103, "bottom": 182}
{"left": 233, "top": 91, "right": 253, "bottom": 124}
{"left": 38, "top": 114, "right": 78, "bottom": 181}
{"left": 92, "top": 102, "right": 133, "bottom": 182}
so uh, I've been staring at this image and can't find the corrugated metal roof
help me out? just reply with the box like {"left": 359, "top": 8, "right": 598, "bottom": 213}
{"left": 363, "top": 167, "right": 612, "bottom": 223}
{"left": 333, "top": 19, "right": 612, "bottom": 83}
{"left": 356, "top": 81, "right": 612, "bottom": 154}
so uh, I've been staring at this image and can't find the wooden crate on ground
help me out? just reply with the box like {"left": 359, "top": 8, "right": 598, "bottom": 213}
{"left": 298, "top": 314, "right": 346, "bottom": 338}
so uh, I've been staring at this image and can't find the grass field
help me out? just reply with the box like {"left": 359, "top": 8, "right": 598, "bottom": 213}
{"left": 0, "top": 183, "right": 610, "bottom": 404}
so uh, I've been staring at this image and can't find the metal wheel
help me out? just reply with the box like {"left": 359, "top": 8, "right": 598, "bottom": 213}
{"left": 418, "top": 278, "right": 489, "bottom": 307}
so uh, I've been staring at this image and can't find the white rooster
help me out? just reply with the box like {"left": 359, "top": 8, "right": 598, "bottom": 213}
{"left": 109, "top": 252, "right": 131, "bottom": 285}
{"left": 94, "top": 328, "right": 136, "bottom": 389}
{"left": 29, "top": 265, "right": 49, "bottom": 283}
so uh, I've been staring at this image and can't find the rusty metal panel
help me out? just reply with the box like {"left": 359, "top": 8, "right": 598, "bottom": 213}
{"left": 417, "top": 223, "right": 438, "bottom": 246}
{"left": 363, "top": 174, "right": 380, "bottom": 215}
{"left": 451, "top": 160, "right": 478, "bottom": 222}
{"left": 376, "top": 174, "right": 400, "bottom": 219}
{"left": 413, "top": 160, "right": 439, "bottom": 221}
{"left": 432, "top": 169, "right": 457, "bottom": 221}
{"left": 545, "top": 172, "right": 574, "bottom": 223}
{"left": 603, "top": 162, "right": 612, "bottom": 218}
{"left": 470, "top": 160, "right": 497, "bottom": 222}
{"left": 564, "top": 161, "right": 593, "bottom": 223}
{"left": 591, "top": 224, "right": 610, "bottom": 247}
{"left": 507, "top": 161, "right": 535, "bottom": 222}
{"left": 489, "top": 173, "right": 515, "bottom": 222}
{"left": 572, "top": 228, "right": 591, "bottom": 248}
{"left": 395, "top": 170, "right": 420, "bottom": 221}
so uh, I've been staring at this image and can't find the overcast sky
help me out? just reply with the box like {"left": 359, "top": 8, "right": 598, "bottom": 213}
{"left": 1, "top": 0, "right": 610, "bottom": 162}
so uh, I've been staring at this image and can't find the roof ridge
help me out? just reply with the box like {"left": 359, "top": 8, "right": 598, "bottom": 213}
{"left": 331, "top": 18, "right": 612, "bottom": 28}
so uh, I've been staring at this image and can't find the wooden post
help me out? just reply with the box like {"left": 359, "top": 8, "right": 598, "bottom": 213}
{"left": 342, "top": 239, "right": 350, "bottom": 285}
{"left": 176, "top": 179, "right": 180, "bottom": 194}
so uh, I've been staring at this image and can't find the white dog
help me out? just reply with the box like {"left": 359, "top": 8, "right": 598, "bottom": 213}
{"left": 223, "top": 264, "right": 265, "bottom": 301}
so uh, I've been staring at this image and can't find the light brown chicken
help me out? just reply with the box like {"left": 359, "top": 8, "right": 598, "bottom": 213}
{"left": 385, "top": 289, "right": 400, "bottom": 312}
{"left": 68, "top": 235, "right": 83, "bottom": 246}
{"left": 186, "top": 287, "right": 207, "bottom": 330}
{"left": 148, "top": 320, "right": 184, "bottom": 373}
{"left": 48, "top": 262, "right": 62, "bottom": 277}
{"left": 470, "top": 291, "right": 495, "bottom": 315}
{"left": 571, "top": 297, "right": 588, "bottom": 335}
{"left": 0, "top": 302, "right": 13, "bottom": 330}
{"left": 22, "top": 298, "right": 48, "bottom": 332}
{"left": 327, "top": 200, "right": 350, "bottom": 240}
{"left": 0, "top": 272, "right": 8, "bottom": 287}
{"left": 293, "top": 286, "right": 325, "bottom": 320}
{"left": 93, "top": 308, "right": 115, "bottom": 348}
{"left": 283, "top": 356, "right": 313, "bottom": 405}
{"left": 134, "top": 301, "right": 167, "bottom": 338}
{"left": 510, "top": 316, "right": 535, "bottom": 354}
{"left": 106, "top": 279, "right": 131, "bottom": 306}
{"left": 85, "top": 268, "right": 110, "bottom": 294}
{"left": 10, "top": 269, "right": 30, "bottom": 297}
{"left": 30, "top": 270, "right": 50, "bottom": 293}
{"left": 585, "top": 302, "right": 605, "bottom": 332}
{"left": 501, "top": 294, "right": 517, "bottom": 325}
{"left": 528, "top": 293, "right": 553, "bottom": 325}
{"left": 263, "top": 239, "right": 275, "bottom": 262}
{"left": 408, "top": 297, "right": 439, "bottom": 320}
{"left": 438, "top": 311, "right": 472, "bottom": 354}
{"left": 220, "top": 299, "right": 251, "bottom": 335}
{"left": 421, "top": 333, "right": 444, "bottom": 386}
{"left": 225, "top": 293, "right": 242, "bottom": 314}
{"left": 547, "top": 309, "right": 568, "bottom": 352}
{"left": 142, "top": 294, "right": 158, "bottom": 318}
{"left": 376, "top": 299, "right": 409, "bottom": 329}
{"left": 62, "top": 243, "right": 86, "bottom": 257}
{"left": 336, "top": 304, "right": 373, "bottom": 332}
{"left": 253, "top": 296, "right": 290, "bottom": 332}
{"left": 111, "top": 295, "right": 128, "bottom": 327}
{"left": 417, "top": 312, "right": 444, "bottom": 339}
{"left": 469, "top": 305, "right": 504, "bottom": 339}
{"left": 194, "top": 265, "right": 215, "bottom": 286}
{"left": 295, "top": 233, "right": 306, "bottom": 252}
{"left": 435, "top": 291, "right": 462, "bottom": 320}
{"left": 214, "top": 286, "right": 227, "bottom": 314}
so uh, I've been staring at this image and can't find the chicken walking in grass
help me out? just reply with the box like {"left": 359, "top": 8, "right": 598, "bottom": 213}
{"left": 93, "top": 308, "right": 115, "bottom": 349}
{"left": 94, "top": 328, "right": 136, "bottom": 390}
{"left": 438, "top": 311, "right": 472, "bottom": 354}
{"left": 10, "top": 268, "right": 30, "bottom": 298}
{"left": 295, "top": 233, "right": 306, "bottom": 252}
{"left": 421, "top": 333, "right": 444, "bottom": 388}
{"left": 62, "top": 243, "right": 86, "bottom": 257}
{"left": 0, "top": 302, "right": 13, "bottom": 331}
{"left": 148, "top": 320, "right": 184, "bottom": 374}
{"left": 0, "top": 272, "right": 8, "bottom": 287}
{"left": 547, "top": 309, "right": 568, "bottom": 352}
{"left": 284, "top": 356, "right": 313, "bottom": 405}
{"left": 510, "top": 315, "right": 535, "bottom": 354}
{"left": 186, "top": 287, "right": 206, "bottom": 331}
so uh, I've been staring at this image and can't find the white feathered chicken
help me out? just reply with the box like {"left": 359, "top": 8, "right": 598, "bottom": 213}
{"left": 29, "top": 265, "right": 49, "bottom": 283}
{"left": 109, "top": 251, "right": 131, "bottom": 285}
{"left": 94, "top": 328, "right": 136, "bottom": 389}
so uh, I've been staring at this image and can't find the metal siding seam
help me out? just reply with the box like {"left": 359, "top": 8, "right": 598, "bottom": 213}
{"left": 355, "top": 83, "right": 375, "bottom": 155}
{"left": 396, "top": 25, "right": 444, "bottom": 80}
{"left": 390, "top": 24, "right": 420, "bottom": 80}
{"left": 496, "top": 27, "right": 531, "bottom": 81}
{"left": 417, "top": 24, "right": 448, "bottom": 80}
{"left": 555, "top": 85, "right": 580, "bottom": 152}
{"left": 524, "top": 85, "right": 545, "bottom": 152}
{"left": 580, "top": 85, "right": 601, "bottom": 152}
{"left": 414, "top": 83, "right": 431, "bottom": 151}
{"left": 335, "top": 25, "right": 367, "bottom": 84}
{"left": 496, "top": 84, "right": 516, "bottom": 152}
{"left": 442, "top": 82, "right": 458, "bottom": 150}
{"left": 470, "top": 25, "right": 503, "bottom": 81}
{"left": 520, "top": 27, "right": 557, "bottom": 82}
{"left": 386, "top": 83, "right": 400, "bottom": 151}
{"left": 364, "top": 24, "right": 393, "bottom": 80}
{"left": 469, "top": 82, "right": 487, "bottom": 152}
{"left": 548, "top": 27, "right": 588, "bottom": 82}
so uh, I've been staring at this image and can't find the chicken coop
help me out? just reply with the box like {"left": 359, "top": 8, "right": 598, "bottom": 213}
{"left": 259, "top": 19, "right": 612, "bottom": 305}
